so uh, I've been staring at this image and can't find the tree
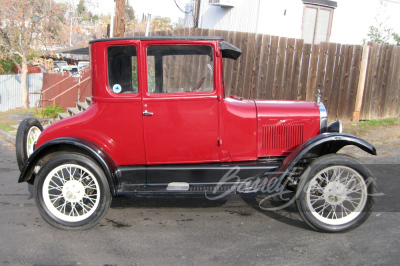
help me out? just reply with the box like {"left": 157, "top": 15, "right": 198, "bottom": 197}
{"left": 125, "top": 0, "right": 135, "bottom": 22}
{"left": 151, "top": 17, "right": 173, "bottom": 31}
{"left": 77, "top": 0, "right": 86, "bottom": 15}
{"left": 363, "top": 0, "right": 400, "bottom": 46}
{"left": 0, "top": 0, "right": 66, "bottom": 108}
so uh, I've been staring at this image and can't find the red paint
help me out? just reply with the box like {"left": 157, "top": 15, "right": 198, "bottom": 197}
{"left": 36, "top": 38, "right": 322, "bottom": 166}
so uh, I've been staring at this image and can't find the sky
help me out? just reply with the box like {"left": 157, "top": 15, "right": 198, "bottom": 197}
{"left": 80, "top": 0, "right": 192, "bottom": 23}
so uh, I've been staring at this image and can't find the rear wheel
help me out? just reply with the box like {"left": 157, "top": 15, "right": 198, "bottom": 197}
{"left": 296, "top": 154, "right": 376, "bottom": 233}
{"left": 34, "top": 154, "right": 111, "bottom": 230}
{"left": 16, "top": 118, "right": 43, "bottom": 171}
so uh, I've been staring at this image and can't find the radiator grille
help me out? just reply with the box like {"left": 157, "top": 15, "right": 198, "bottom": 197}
{"left": 262, "top": 124, "right": 304, "bottom": 150}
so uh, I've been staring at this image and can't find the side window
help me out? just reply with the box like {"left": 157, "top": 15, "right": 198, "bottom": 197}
{"left": 146, "top": 45, "right": 214, "bottom": 93}
{"left": 108, "top": 45, "right": 138, "bottom": 93}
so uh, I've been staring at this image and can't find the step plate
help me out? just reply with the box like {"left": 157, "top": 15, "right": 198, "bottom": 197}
{"left": 118, "top": 183, "right": 239, "bottom": 194}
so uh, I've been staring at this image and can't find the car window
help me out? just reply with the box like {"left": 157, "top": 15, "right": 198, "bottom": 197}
{"left": 107, "top": 45, "right": 138, "bottom": 94}
{"left": 146, "top": 45, "right": 213, "bottom": 93}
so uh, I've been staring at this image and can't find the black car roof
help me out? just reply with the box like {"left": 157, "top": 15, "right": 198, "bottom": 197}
{"left": 89, "top": 36, "right": 225, "bottom": 44}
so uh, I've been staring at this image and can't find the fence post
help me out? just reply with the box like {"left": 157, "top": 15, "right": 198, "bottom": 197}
{"left": 353, "top": 45, "right": 369, "bottom": 122}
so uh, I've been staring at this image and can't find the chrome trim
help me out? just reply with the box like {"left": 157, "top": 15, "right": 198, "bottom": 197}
{"left": 319, "top": 102, "right": 328, "bottom": 133}
{"left": 338, "top": 119, "right": 343, "bottom": 133}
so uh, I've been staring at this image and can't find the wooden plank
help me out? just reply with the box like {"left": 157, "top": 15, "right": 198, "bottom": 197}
{"left": 273, "top": 37, "right": 287, "bottom": 99}
{"left": 379, "top": 45, "right": 393, "bottom": 118}
{"left": 257, "top": 35, "right": 271, "bottom": 99}
{"left": 297, "top": 43, "right": 312, "bottom": 101}
{"left": 371, "top": 44, "right": 387, "bottom": 119}
{"left": 353, "top": 46, "right": 369, "bottom": 122}
{"left": 345, "top": 44, "right": 362, "bottom": 121}
{"left": 222, "top": 31, "right": 235, "bottom": 96}
{"left": 384, "top": 45, "right": 397, "bottom": 118}
{"left": 390, "top": 46, "right": 400, "bottom": 117}
{"left": 360, "top": 43, "right": 379, "bottom": 120}
{"left": 395, "top": 46, "right": 400, "bottom": 117}
{"left": 236, "top": 32, "right": 252, "bottom": 98}
{"left": 306, "top": 44, "right": 319, "bottom": 101}
{"left": 231, "top": 32, "right": 248, "bottom": 97}
{"left": 249, "top": 33, "right": 263, "bottom": 99}
{"left": 282, "top": 38, "right": 295, "bottom": 100}
{"left": 265, "top": 36, "right": 279, "bottom": 99}
{"left": 315, "top": 42, "right": 329, "bottom": 104}
{"left": 337, "top": 45, "right": 352, "bottom": 120}
{"left": 322, "top": 42, "right": 337, "bottom": 118}
{"left": 225, "top": 31, "right": 238, "bottom": 96}
{"left": 289, "top": 39, "right": 304, "bottom": 100}
{"left": 242, "top": 33, "right": 257, "bottom": 99}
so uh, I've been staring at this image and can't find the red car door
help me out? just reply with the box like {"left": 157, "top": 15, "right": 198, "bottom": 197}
{"left": 141, "top": 41, "right": 220, "bottom": 165}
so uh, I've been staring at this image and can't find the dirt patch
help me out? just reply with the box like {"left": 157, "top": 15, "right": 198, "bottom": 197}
{"left": 339, "top": 119, "right": 400, "bottom": 159}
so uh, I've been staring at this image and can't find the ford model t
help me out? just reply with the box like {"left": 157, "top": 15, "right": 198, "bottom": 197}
{"left": 16, "top": 36, "right": 377, "bottom": 231}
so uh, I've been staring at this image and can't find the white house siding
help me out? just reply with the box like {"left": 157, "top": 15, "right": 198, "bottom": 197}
{"left": 199, "top": 0, "right": 400, "bottom": 45}
{"left": 199, "top": 0, "right": 260, "bottom": 33}
{"left": 199, "top": 0, "right": 305, "bottom": 37}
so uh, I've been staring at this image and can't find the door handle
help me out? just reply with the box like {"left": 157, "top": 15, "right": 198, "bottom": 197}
{"left": 143, "top": 110, "right": 153, "bottom": 116}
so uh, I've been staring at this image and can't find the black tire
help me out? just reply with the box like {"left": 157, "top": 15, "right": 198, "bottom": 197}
{"left": 295, "top": 154, "right": 376, "bottom": 233}
{"left": 16, "top": 118, "right": 43, "bottom": 171}
{"left": 34, "top": 153, "right": 111, "bottom": 230}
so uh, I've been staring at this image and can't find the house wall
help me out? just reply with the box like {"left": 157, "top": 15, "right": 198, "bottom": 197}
{"left": 199, "top": 0, "right": 400, "bottom": 45}
{"left": 199, "top": 0, "right": 304, "bottom": 37}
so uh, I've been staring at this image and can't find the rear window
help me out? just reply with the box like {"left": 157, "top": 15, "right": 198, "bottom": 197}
{"left": 107, "top": 45, "right": 138, "bottom": 94}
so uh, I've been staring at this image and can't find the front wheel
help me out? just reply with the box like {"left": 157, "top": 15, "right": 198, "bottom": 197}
{"left": 34, "top": 154, "right": 111, "bottom": 230}
{"left": 295, "top": 154, "right": 376, "bottom": 233}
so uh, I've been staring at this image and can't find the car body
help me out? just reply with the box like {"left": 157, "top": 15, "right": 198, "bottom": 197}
{"left": 17, "top": 36, "right": 377, "bottom": 231}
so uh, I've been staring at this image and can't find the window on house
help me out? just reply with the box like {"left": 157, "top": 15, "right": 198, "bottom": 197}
{"left": 302, "top": 5, "right": 334, "bottom": 44}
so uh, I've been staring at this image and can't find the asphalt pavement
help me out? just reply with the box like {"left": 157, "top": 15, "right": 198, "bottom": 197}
{"left": 0, "top": 136, "right": 399, "bottom": 265}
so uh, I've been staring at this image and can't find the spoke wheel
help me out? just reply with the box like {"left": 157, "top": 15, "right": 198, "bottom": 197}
{"left": 296, "top": 154, "right": 376, "bottom": 233}
{"left": 42, "top": 164, "right": 100, "bottom": 222}
{"left": 16, "top": 118, "right": 43, "bottom": 171}
{"left": 306, "top": 166, "right": 367, "bottom": 225}
{"left": 26, "top": 126, "right": 41, "bottom": 158}
{"left": 34, "top": 154, "right": 111, "bottom": 230}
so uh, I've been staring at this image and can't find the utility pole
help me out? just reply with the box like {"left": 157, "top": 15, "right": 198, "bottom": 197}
{"left": 194, "top": 0, "right": 201, "bottom": 28}
{"left": 113, "top": 0, "right": 126, "bottom": 37}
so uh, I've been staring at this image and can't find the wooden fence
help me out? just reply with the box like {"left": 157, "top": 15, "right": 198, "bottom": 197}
{"left": 127, "top": 28, "right": 400, "bottom": 121}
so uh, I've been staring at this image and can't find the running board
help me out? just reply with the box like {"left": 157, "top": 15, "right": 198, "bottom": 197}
{"left": 117, "top": 182, "right": 243, "bottom": 195}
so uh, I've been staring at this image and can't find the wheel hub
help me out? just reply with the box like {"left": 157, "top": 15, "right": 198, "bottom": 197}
{"left": 62, "top": 180, "right": 85, "bottom": 202}
{"left": 323, "top": 181, "right": 347, "bottom": 205}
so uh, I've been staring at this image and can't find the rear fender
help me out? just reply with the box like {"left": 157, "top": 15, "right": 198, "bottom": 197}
{"left": 18, "top": 137, "right": 118, "bottom": 195}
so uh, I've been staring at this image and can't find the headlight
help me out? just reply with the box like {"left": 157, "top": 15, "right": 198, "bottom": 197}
{"left": 319, "top": 102, "right": 328, "bottom": 133}
{"left": 327, "top": 120, "right": 343, "bottom": 133}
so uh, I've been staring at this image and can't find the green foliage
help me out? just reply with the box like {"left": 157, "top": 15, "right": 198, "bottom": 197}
{"left": 393, "top": 33, "right": 400, "bottom": 46}
{"left": 360, "top": 118, "right": 398, "bottom": 126}
{"left": 77, "top": 0, "right": 86, "bottom": 15}
{"left": 365, "top": 25, "right": 392, "bottom": 44}
{"left": 151, "top": 17, "right": 173, "bottom": 31}
{"left": 43, "top": 104, "right": 66, "bottom": 118}
{"left": 125, "top": 0, "right": 135, "bottom": 22}
{"left": 0, "top": 48, "right": 39, "bottom": 74}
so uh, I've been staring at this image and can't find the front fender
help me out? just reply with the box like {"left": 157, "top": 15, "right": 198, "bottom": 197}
{"left": 278, "top": 133, "right": 376, "bottom": 178}
{"left": 18, "top": 137, "right": 118, "bottom": 195}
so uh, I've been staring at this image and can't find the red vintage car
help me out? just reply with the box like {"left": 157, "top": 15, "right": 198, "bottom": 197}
{"left": 16, "top": 36, "right": 377, "bottom": 232}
